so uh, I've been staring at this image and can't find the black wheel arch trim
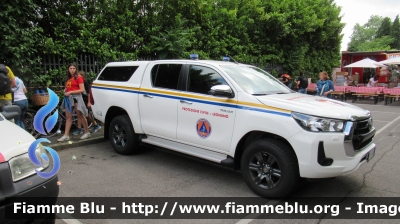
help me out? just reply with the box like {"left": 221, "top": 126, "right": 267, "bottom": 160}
{"left": 233, "top": 131, "right": 299, "bottom": 171}
{"left": 104, "top": 106, "right": 130, "bottom": 139}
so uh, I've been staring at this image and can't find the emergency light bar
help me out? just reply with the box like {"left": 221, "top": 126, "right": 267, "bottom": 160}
{"left": 190, "top": 54, "right": 199, "bottom": 60}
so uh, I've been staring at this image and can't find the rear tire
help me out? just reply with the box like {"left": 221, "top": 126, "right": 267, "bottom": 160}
{"left": 109, "top": 115, "right": 140, "bottom": 155}
{"left": 240, "top": 138, "right": 300, "bottom": 198}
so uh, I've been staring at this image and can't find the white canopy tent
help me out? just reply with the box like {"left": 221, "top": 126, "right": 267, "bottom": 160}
{"left": 379, "top": 57, "right": 400, "bottom": 65}
{"left": 344, "top": 58, "right": 385, "bottom": 84}
{"left": 344, "top": 58, "right": 385, "bottom": 68}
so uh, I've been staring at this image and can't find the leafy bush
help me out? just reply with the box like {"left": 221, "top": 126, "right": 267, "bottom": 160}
{"left": 1, "top": 0, "right": 344, "bottom": 80}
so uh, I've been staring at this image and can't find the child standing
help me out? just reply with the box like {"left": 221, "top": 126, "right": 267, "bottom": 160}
{"left": 58, "top": 64, "right": 90, "bottom": 141}
{"left": 72, "top": 71, "right": 101, "bottom": 135}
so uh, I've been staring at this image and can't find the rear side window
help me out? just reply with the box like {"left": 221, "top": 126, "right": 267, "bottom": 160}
{"left": 98, "top": 66, "right": 138, "bottom": 81}
{"left": 151, "top": 64, "right": 183, "bottom": 90}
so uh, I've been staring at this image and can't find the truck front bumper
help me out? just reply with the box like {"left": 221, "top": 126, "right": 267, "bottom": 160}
{"left": 289, "top": 130, "right": 376, "bottom": 179}
{"left": 0, "top": 162, "right": 59, "bottom": 223}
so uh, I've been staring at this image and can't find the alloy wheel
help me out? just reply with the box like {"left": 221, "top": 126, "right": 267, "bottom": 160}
{"left": 112, "top": 124, "right": 127, "bottom": 147}
{"left": 248, "top": 152, "right": 282, "bottom": 189}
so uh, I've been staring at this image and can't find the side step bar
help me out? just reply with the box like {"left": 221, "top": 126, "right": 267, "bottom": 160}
{"left": 141, "top": 136, "right": 230, "bottom": 164}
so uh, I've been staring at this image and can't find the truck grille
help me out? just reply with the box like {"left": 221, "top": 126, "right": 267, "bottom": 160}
{"left": 352, "top": 118, "right": 375, "bottom": 151}
{"left": 353, "top": 119, "right": 371, "bottom": 135}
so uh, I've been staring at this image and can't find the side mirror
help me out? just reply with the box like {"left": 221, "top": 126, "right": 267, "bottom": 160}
{"left": 209, "top": 85, "right": 235, "bottom": 98}
{"left": 1, "top": 105, "right": 21, "bottom": 120}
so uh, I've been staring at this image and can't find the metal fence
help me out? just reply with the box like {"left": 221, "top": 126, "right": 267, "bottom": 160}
{"left": 24, "top": 54, "right": 282, "bottom": 88}
{"left": 24, "top": 54, "right": 158, "bottom": 87}
{"left": 23, "top": 54, "right": 106, "bottom": 87}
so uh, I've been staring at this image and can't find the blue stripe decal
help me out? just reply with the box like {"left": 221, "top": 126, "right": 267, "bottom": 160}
{"left": 92, "top": 86, "right": 290, "bottom": 116}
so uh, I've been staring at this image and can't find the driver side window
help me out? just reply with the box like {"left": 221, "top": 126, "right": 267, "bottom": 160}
{"left": 188, "top": 65, "right": 228, "bottom": 95}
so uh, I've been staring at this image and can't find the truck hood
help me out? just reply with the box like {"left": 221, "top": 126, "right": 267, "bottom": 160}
{"left": 255, "top": 93, "right": 370, "bottom": 120}
{"left": 0, "top": 114, "right": 36, "bottom": 161}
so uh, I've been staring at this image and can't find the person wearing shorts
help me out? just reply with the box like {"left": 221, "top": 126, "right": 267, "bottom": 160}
{"left": 58, "top": 63, "right": 90, "bottom": 141}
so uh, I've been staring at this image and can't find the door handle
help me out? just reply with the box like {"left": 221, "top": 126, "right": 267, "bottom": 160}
{"left": 143, "top": 94, "right": 153, "bottom": 98}
{"left": 180, "top": 100, "right": 193, "bottom": 104}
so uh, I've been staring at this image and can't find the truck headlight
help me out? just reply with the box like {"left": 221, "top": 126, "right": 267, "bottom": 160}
{"left": 9, "top": 144, "right": 50, "bottom": 182}
{"left": 292, "top": 112, "right": 345, "bottom": 132}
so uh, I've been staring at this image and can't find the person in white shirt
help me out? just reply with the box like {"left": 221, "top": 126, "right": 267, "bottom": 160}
{"left": 367, "top": 75, "right": 379, "bottom": 87}
{"left": 12, "top": 77, "right": 28, "bottom": 129}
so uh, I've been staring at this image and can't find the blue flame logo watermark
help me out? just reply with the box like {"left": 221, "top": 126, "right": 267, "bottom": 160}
{"left": 28, "top": 138, "right": 60, "bottom": 178}
{"left": 28, "top": 88, "right": 61, "bottom": 178}
{"left": 33, "top": 89, "right": 59, "bottom": 135}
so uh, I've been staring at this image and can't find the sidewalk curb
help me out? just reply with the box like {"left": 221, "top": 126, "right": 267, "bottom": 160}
{"left": 50, "top": 136, "right": 106, "bottom": 151}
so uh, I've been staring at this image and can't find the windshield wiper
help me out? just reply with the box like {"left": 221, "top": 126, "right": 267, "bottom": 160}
{"left": 276, "top": 90, "right": 296, "bottom": 94}
{"left": 252, "top": 93, "right": 268, "bottom": 96}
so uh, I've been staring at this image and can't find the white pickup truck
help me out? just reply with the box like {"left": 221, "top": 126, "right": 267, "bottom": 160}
{"left": 91, "top": 59, "right": 376, "bottom": 197}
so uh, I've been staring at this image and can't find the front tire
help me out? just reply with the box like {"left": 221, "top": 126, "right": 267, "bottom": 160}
{"left": 109, "top": 115, "right": 140, "bottom": 155}
{"left": 241, "top": 138, "right": 299, "bottom": 198}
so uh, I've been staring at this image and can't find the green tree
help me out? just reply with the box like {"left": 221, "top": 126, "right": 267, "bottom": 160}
{"left": 78, "top": 0, "right": 140, "bottom": 60}
{"left": 376, "top": 17, "right": 392, "bottom": 38}
{"left": 357, "top": 36, "right": 394, "bottom": 51}
{"left": 391, "top": 15, "right": 400, "bottom": 49}
{"left": 0, "top": 0, "right": 43, "bottom": 74}
{"left": 34, "top": 0, "right": 87, "bottom": 59}
{"left": 2, "top": 0, "right": 344, "bottom": 81}
{"left": 149, "top": 15, "right": 199, "bottom": 59}
{"left": 348, "top": 15, "right": 384, "bottom": 51}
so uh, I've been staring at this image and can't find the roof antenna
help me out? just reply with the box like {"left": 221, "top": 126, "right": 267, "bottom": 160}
{"left": 227, "top": 55, "right": 239, "bottom": 64}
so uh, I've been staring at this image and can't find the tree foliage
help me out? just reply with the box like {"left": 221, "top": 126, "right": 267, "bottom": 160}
{"left": 376, "top": 17, "right": 392, "bottom": 38}
{"left": 348, "top": 15, "right": 400, "bottom": 52}
{"left": 0, "top": 0, "right": 43, "bottom": 72}
{"left": 356, "top": 36, "right": 394, "bottom": 51}
{"left": 391, "top": 15, "right": 400, "bottom": 49}
{"left": 1, "top": 0, "right": 344, "bottom": 78}
{"left": 348, "top": 15, "right": 384, "bottom": 51}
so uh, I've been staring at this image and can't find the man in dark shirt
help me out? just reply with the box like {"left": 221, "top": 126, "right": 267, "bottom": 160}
{"left": 296, "top": 72, "right": 308, "bottom": 94}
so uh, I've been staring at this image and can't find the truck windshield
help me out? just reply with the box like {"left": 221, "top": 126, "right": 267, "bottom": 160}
{"left": 221, "top": 65, "right": 291, "bottom": 95}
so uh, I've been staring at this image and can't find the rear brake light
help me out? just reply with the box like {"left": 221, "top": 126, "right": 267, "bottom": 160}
{"left": 0, "top": 153, "right": 5, "bottom": 163}
{"left": 89, "top": 87, "right": 94, "bottom": 105}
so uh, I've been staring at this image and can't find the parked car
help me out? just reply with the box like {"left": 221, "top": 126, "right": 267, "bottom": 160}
{"left": 90, "top": 59, "right": 376, "bottom": 197}
{"left": 0, "top": 105, "right": 59, "bottom": 223}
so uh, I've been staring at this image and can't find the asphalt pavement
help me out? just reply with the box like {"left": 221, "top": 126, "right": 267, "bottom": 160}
{"left": 54, "top": 99, "right": 400, "bottom": 224}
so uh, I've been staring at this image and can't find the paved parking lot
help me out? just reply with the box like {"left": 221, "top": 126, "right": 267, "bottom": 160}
{"left": 55, "top": 100, "right": 400, "bottom": 224}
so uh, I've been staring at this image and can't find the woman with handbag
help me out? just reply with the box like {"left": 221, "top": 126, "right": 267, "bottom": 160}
{"left": 316, "top": 71, "right": 335, "bottom": 98}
